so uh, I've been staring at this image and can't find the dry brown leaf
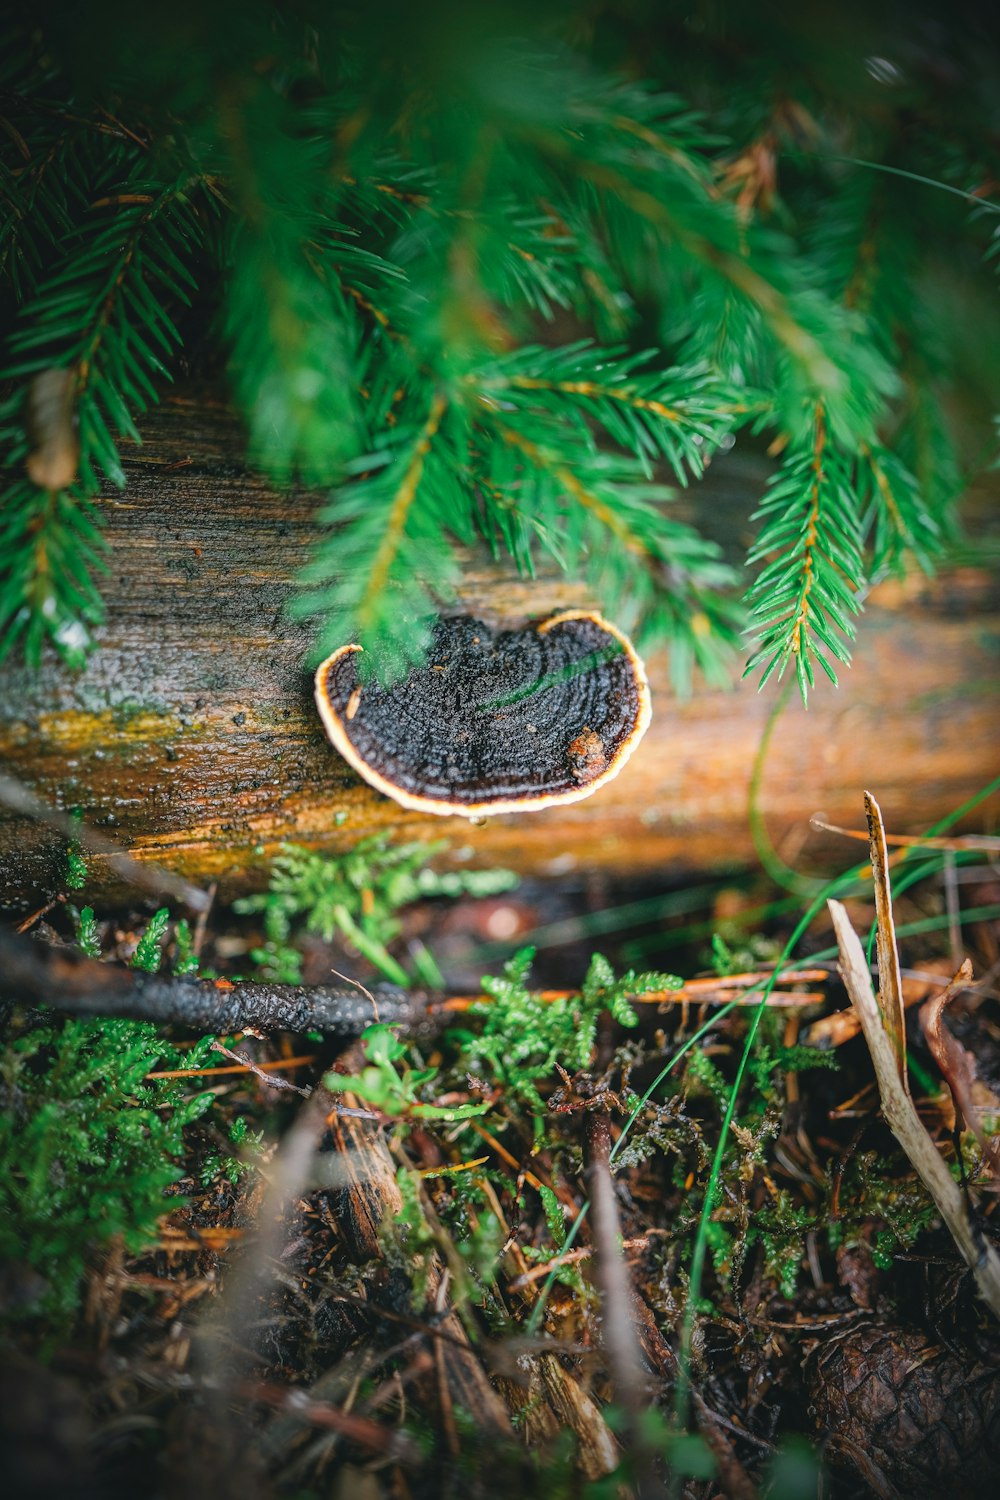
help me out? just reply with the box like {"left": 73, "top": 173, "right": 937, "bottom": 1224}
{"left": 920, "top": 963, "right": 1000, "bottom": 1182}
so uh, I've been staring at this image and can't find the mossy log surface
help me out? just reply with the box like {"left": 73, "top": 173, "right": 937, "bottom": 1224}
{"left": 1, "top": 388, "right": 998, "bottom": 909}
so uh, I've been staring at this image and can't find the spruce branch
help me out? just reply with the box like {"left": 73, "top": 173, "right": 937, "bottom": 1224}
{"left": 0, "top": 468, "right": 106, "bottom": 667}
{"left": 0, "top": 9, "right": 993, "bottom": 693}
{"left": 858, "top": 441, "right": 942, "bottom": 575}
{"left": 0, "top": 171, "right": 207, "bottom": 663}
{"left": 296, "top": 384, "right": 468, "bottom": 678}
{"left": 0, "top": 124, "right": 79, "bottom": 300}
{"left": 470, "top": 342, "right": 743, "bottom": 482}
{"left": 364, "top": 391, "right": 449, "bottom": 606}
{"left": 223, "top": 227, "right": 362, "bottom": 484}
{"left": 297, "top": 337, "right": 744, "bottom": 687}
{"left": 529, "top": 135, "right": 877, "bottom": 442}
{"left": 744, "top": 407, "right": 865, "bottom": 702}
{"left": 477, "top": 409, "right": 741, "bottom": 688}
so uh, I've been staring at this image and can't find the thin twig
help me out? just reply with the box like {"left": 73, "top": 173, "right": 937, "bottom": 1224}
{"left": 147, "top": 1053, "right": 316, "bottom": 1080}
{"left": 239, "top": 1379, "right": 421, "bottom": 1463}
{"left": 810, "top": 814, "right": 1000, "bottom": 853}
{"left": 584, "top": 1111, "right": 664, "bottom": 1499}
{"left": 436, "top": 968, "right": 830, "bottom": 1014}
{"left": 191, "top": 882, "right": 217, "bottom": 956}
{"left": 507, "top": 1235, "right": 651, "bottom": 1289}
{"left": 209, "top": 1040, "right": 312, "bottom": 1096}
{"left": 16, "top": 895, "right": 64, "bottom": 933}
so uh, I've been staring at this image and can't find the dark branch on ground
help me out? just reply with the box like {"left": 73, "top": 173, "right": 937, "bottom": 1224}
{"left": 0, "top": 929, "right": 424, "bottom": 1036}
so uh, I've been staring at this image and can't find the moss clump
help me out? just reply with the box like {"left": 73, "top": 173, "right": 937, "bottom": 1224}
{"left": 0, "top": 1017, "right": 215, "bottom": 1323}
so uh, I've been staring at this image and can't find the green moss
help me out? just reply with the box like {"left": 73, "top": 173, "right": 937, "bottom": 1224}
{"left": 130, "top": 906, "right": 171, "bottom": 972}
{"left": 236, "top": 834, "right": 518, "bottom": 984}
{"left": 0, "top": 1018, "right": 215, "bottom": 1324}
{"left": 199, "top": 1114, "right": 265, "bottom": 1188}
{"left": 170, "top": 917, "right": 201, "bottom": 976}
{"left": 324, "top": 1023, "right": 491, "bottom": 1122}
{"left": 828, "top": 1149, "right": 940, "bottom": 1268}
{"left": 71, "top": 904, "right": 101, "bottom": 958}
{"left": 450, "top": 948, "right": 680, "bottom": 1114}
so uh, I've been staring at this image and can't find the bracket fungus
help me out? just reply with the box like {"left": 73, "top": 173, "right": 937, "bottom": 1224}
{"left": 314, "top": 611, "right": 651, "bottom": 817}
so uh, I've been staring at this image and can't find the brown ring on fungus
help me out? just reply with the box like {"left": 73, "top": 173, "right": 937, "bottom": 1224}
{"left": 313, "top": 610, "right": 651, "bottom": 818}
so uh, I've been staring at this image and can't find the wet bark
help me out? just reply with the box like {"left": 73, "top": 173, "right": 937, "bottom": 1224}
{"left": 1, "top": 386, "right": 998, "bottom": 909}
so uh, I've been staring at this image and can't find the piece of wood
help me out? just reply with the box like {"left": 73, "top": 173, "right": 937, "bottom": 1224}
{"left": 1, "top": 388, "right": 998, "bottom": 907}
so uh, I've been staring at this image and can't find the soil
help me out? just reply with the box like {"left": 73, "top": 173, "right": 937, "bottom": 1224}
{"left": 3, "top": 859, "right": 1000, "bottom": 1500}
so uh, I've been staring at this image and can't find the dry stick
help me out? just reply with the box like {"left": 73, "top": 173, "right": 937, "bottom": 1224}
{"left": 148, "top": 1053, "right": 316, "bottom": 1080}
{"left": 237, "top": 1380, "right": 421, "bottom": 1464}
{"left": 584, "top": 1112, "right": 665, "bottom": 1500}
{"left": 209, "top": 1039, "right": 312, "bottom": 1096}
{"left": 0, "top": 770, "right": 210, "bottom": 912}
{"left": 827, "top": 898, "right": 1000, "bottom": 1319}
{"left": 810, "top": 814, "right": 1000, "bottom": 853}
{"left": 191, "top": 1079, "right": 344, "bottom": 1492}
{"left": 434, "top": 968, "right": 830, "bottom": 1014}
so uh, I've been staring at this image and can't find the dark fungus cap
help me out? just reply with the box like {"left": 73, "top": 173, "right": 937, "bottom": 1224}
{"left": 314, "top": 610, "right": 651, "bottom": 817}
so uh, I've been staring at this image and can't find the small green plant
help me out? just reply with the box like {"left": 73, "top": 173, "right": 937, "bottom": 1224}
{"left": 236, "top": 834, "right": 517, "bottom": 983}
{"left": 0, "top": 1017, "right": 216, "bottom": 1322}
{"left": 199, "top": 1114, "right": 266, "bottom": 1188}
{"left": 586, "top": 1409, "right": 716, "bottom": 1497}
{"left": 451, "top": 949, "right": 681, "bottom": 1115}
{"left": 827, "top": 1149, "right": 941, "bottom": 1270}
{"left": 748, "top": 1189, "right": 820, "bottom": 1299}
{"left": 325, "top": 1024, "right": 491, "bottom": 1122}
{"left": 64, "top": 815, "right": 87, "bottom": 891}
{"left": 71, "top": 904, "right": 101, "bottom": 958}
{"left": 709, "top": 929, "right": 782, "bottom": 976}
{"left": 130, "top": 906, "right": 171, "bottom": 972}
{"left": 170, "top": 917, "right": 201, "bottom": 977}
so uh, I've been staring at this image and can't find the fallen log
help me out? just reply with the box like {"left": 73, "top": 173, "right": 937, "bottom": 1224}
{"left": 1, "top": 387, "right": 998, "bottom": 908}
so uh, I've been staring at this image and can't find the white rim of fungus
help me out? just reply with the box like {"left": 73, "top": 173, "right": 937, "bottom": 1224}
{"left": 313, "top": 610, "right": 652, "bottom": 819}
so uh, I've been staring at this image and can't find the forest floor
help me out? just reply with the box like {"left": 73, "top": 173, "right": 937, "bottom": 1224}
{"left": 3, "top": 806, "right": 1000, "bottom": 1500}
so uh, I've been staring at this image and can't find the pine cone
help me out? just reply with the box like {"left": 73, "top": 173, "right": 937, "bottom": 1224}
{"left": 805, "top": 1321, "right": 1000, "bottom": 1498}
